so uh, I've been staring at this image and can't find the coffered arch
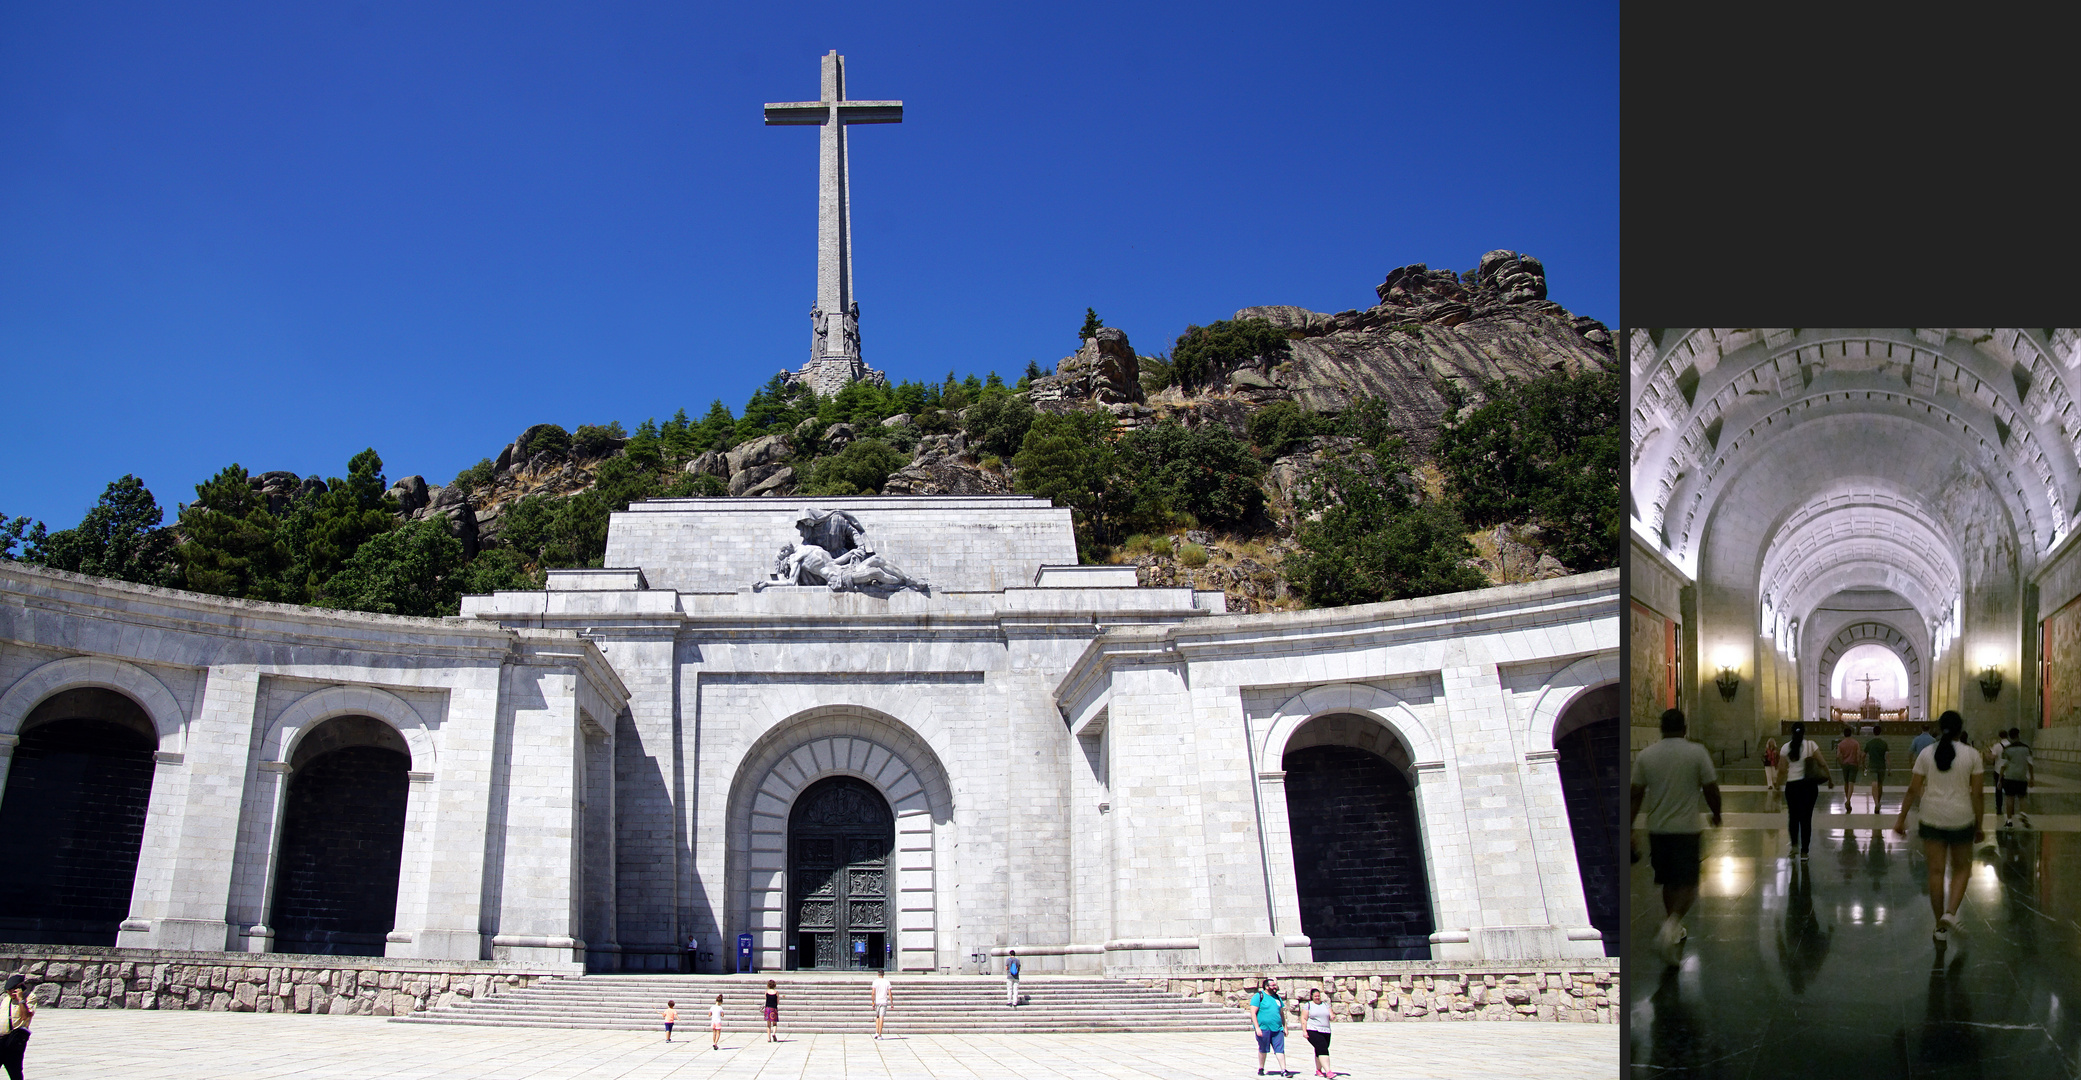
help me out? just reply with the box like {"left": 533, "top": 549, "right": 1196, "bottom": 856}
{"left": 1634, "top": 328, "right": 2077, "bottom": 570}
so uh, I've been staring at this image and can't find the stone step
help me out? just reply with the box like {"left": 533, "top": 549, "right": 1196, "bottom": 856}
{"left": 396, "top": 974, "right": 1244, "bottom": 1033}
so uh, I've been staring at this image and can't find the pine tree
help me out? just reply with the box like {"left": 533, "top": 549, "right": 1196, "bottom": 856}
{"left": 34, "top": 475, "right": 180, "bottom": 586}
{"left": 178, "top": 465, "right": 293, "bottom": 600}
{"left": 1080, "top": 308, "right": 1104, "bottom": 340}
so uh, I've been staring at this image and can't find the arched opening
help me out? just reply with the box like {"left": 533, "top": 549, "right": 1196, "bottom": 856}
{"left": 270, "top": 716, "right": 410, "bottom": 956}
{"left": 1553, "top": 684, "right": 1621, "bottom": 957}
{"left": 0, "top": 688, "right": 158, "bottom": 945}
{"left": 1281, "top": 714, "right": 1433, "bottom": 961}
{"left": 787, "top": 775, "right": 893, "bottom": 970}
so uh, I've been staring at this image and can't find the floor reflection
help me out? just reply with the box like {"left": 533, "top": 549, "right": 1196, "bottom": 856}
{"left": 1631, "top": 796, "right": 2081, "bottom": 1078}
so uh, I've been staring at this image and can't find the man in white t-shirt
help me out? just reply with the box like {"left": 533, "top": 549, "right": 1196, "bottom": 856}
{"left": 870, "top": 971, "right": 894, "bottom": 1040}
{"left": 1630, "top": 708, "right": 1723, "bottom": 963}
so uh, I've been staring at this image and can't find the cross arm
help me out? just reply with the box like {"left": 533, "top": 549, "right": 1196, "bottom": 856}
{"left": 836, "top": 101, "right": 903, "bottom": 124}
{"left": 764, "top": 101, "right": 830, "bottom": 125}
{"left": 763, "top": 100, "right": 904, "bottom": 125}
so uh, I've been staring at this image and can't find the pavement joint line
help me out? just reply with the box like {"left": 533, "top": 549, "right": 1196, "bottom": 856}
{"left": 18, "top": 1008, "right": 1618, "bottom": 1079}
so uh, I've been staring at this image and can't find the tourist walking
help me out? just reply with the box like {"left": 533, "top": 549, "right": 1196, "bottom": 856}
{"left": 661, "top": 999, "right": 676, "bottom": 1042}
{"left": 1990, "top": 730, "right": 2013, "bottom": 818}
{"left": 1763, "top": 737, "right": 1781, "bottom": 793}
{"left": 2001, "top": 728, "right": 2034, "bottom": 828}
{"left": 708, "top": 994, "right": 723, "bottom": 1050}
{"left": 1777, "top": 722, "right": 1831, "bottom": 858}
{"left": 1836, "top": 726, "right": 1864, "bottom": 812}
{"left": 1251, "top": 976, "right": 1292, "bottom": 1077}
{"left": 1910, "top": 723, "right": 1936, "bottom": 763}
{"left": 762, "top": 979, "right": 780, "bottom": 1042}
{"left": 2, "top": 974, "right": 31, "bottom": 1080}
{"left": 1004, "top": 949, "right": 1020, "bottom": 1007}
{"left": 1631, "top": 708, "right": 1723, "bottom": 963}
{"left": 871, "top": 970, "right": 893, "bottom": 1039}
{"left": 1894, "top": 711, "right": 1985, "bottom": 943}
{"left": 1303, "top": 988, "right": 1341, "bottom": 1077}
{"left": 1864, "top": 728, "right": 1890, "bottom": 812}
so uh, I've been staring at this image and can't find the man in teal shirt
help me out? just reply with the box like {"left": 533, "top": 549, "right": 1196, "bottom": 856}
{"left": 1250, "top": 976, "right": 1291, "bottom": 1076}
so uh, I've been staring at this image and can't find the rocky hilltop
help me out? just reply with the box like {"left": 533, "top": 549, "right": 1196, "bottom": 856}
{"left": 338, "top": 250, "right": 1610, "bottom": 609}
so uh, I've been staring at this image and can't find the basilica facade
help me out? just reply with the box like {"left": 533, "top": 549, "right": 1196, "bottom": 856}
{"left": 0, "top": 495, "right": 1617, "bottom": 974}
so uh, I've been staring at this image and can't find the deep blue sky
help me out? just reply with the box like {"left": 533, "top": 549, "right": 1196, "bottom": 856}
{"left": 1, "top": 1, "right": 1616, "bottom": 529}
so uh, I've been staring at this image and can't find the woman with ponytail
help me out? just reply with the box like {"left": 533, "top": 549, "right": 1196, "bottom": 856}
{"left": 1894, "top": 710, "right": 1985, "bottom": 943}
{"left": 1775, "top": 721, "right": 1831, "bottom": 858}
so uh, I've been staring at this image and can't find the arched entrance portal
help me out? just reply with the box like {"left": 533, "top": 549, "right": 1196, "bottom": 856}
{"left": 1553, "top": 684, "right": 1620, "bottom": 956}
{"left": 788, "top": 776, "right": 894, "bottom": 970}
{"left": 1281, "top": 714, "right": 1433, "bottom": 961}
{"left": 0, "top": 688, "right": 158, "bottom": 945}
{"left": 270, "top": 716, "right": 410, "bottom": 956}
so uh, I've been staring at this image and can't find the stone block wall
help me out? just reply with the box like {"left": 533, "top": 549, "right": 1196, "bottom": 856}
{"left": 0, "top": 945, "right": 560, "bottom": 1016}
{"left": 1125, "top": 962, "right": 1618, "bottom": 1023}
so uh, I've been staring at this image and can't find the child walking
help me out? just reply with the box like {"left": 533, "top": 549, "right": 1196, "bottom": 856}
{"left": 661, "top": 1000, "right": 676, "bottom": 1042}
{"left": 709, "top": 994, "right": 724, "bottom": 1050}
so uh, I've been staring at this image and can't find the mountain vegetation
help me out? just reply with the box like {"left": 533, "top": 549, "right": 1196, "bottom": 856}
{"left": 3, "top": 257, "right": 1619, "bottom": 618}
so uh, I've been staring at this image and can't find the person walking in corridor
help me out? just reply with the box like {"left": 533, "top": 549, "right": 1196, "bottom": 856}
{"left": 1631, "top": 708, "right": 1724, "bottom": 963}
{"left": 2001, "top": 728, "right": 2034, "bottom": 828}
{"left": 1837, "top": 725, "right": 1864, "bottom": 812}
{"left": 1894, "top": 711, "right": 1985, "bottom": 944}
{"left": 1777, "top": 722, "right": 1831, "bottom": 859}
{"left": 1864, "top": 727, "right": 1890, "bottom": 812}
{"left": 1990, "top": 729, "right": 2013, "bottom": 819}
{"left": 1004, "top": 950, "right": 1020, "bottom": 1007}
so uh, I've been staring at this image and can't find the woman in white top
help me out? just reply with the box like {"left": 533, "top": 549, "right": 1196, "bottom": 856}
{"left": 1775, "top": 723, "right": 1832, "bottom": 859}
{"left": 1893, "top": 710, "right": 1985, "bottom": 943}
{"left": 1303, "top": 988, "right": 1340, "bottom": 1078}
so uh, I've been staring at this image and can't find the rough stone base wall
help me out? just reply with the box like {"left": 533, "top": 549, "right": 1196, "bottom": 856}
{"left": 1124, "top": 961, "right": 1618, "bottom": 1023}
{"left": 0, "top": 945, "right": 562, "bottom": 1016}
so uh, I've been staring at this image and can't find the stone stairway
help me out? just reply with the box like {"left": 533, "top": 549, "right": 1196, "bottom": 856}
{"left": 393, "top": 973, "right": 1246, "bottom": 1033}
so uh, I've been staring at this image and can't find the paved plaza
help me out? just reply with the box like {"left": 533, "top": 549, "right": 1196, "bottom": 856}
{"left": 22, "top": 1007, "right": 1614, "bottom": 1079}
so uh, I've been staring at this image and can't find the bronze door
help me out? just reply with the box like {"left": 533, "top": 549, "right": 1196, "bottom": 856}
{"left": 788, "top": 777, "right": 892, "bottom": 970}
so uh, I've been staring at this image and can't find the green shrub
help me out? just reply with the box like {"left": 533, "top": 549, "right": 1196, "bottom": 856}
{"left": 1151, "top": 536, "right": 1175, "bottom": 558}
{"left": 802, "top": 438, "right": 909, "bottom": 496}
{"left": 1170, "top": 318, "right": 1289, "bottom": 390}
{"left": 1433, "top": 368, "right": 1620, "bottom": 571}
{"left": 964, "top": 393, "right": 1035, "bottom": 459}
{"left": 572, "top": 422, "right": 626, "bottom": 457}
{"left": 1178, "top": 542, "right": 1208, "bottom": 567}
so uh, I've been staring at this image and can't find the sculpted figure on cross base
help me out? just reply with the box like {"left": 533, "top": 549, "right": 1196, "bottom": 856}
{"left": 753, "top": 507, "right": 928, "bottom": 594}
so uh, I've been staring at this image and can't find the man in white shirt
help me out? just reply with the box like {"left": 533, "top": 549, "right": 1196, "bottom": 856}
{"left": 870, "top": 971, "right": 894, "bottom": 1040}
{"left": 1630, "top": 708, "right": 1723, "bottom": 963}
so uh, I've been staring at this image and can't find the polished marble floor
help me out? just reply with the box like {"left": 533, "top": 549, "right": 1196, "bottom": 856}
{"left": 1630, "top": 766, "right": 2081, "bottom": 1078}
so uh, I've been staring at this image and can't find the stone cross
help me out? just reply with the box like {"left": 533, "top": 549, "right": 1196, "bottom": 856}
{"left": 765, "top": 51, "right": 902, "bottom": 364}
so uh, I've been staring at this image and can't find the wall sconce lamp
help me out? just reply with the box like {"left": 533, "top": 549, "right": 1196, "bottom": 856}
{"left": 1715, "top": 664, "right": 1741, "bottom": 701}
{"left": 1979, "top": 663, "right": 2003, "bottom": 700}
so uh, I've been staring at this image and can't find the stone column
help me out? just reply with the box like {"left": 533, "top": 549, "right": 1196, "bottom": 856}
{"left": 487, "top": 665, "right": 585, "bottom": 969}
{"left": 229, "top": 760, "right": 292, "bottom": 953}
{"left": 1251, "top": 768, "right": 1312, "bottom": 961}
{"left": 0, "top": 733, "right": 16, "bottom": 807}
{"left": 118, "top": 664, "right": 261, "bottom": 951}
{"left": 1429, "top": 643, "right": 1600, "bottom": 960}
{"left": 384, "top": 770, "right": 438, "bottom": 958}
{"left": 1520, "top": 748, "right": 1601, "bottom": 953}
